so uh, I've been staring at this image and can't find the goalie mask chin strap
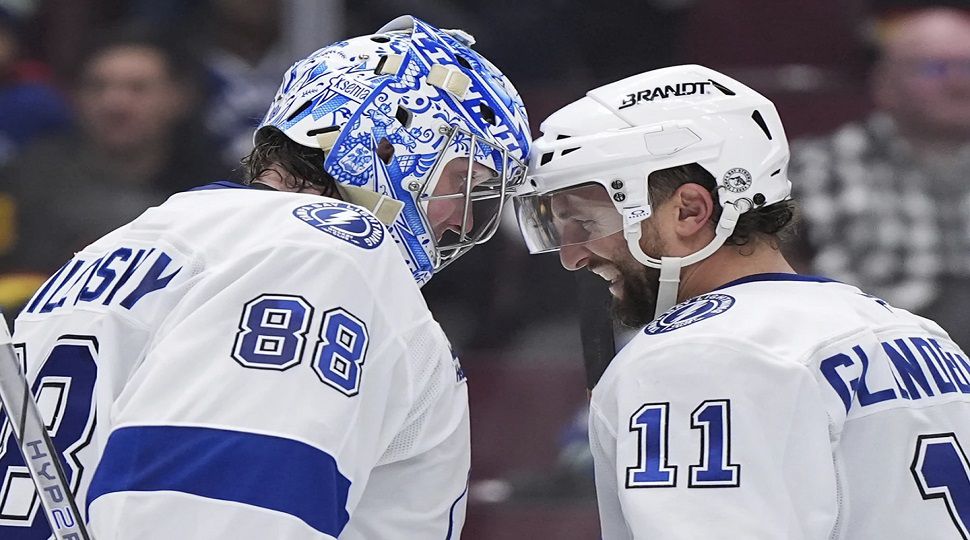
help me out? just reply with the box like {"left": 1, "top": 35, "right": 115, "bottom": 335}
{"left": 623, "top": 203, "right": 742, "bottom": 319}
{"left": 315, "top": 132, "right": 405, "bottom": 227}
{"left": 336, "top": 184, "right": 404, "bottom": 226}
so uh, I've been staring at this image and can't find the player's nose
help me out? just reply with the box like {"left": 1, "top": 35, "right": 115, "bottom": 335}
{"left": 559, "top": 243, "right": 590, "bottom": 271}
{"left": 459, "top": 206, "right": 474, "bottom": 233}
{"left": 446, "top": 202, "right": 473, "bottom": 236}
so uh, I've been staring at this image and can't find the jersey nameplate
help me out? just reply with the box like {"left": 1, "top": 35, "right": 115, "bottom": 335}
{"left": 821, "top": 335, "right": 970, "bottom": 416}
{"left": 293, "top": 201, "right": 384, "bottom": 249}
{"left": 644, "top": 293, "right": 735, "bottom": 335}
{"left": 22, "top": 246, "right": 183, "bottom": 316}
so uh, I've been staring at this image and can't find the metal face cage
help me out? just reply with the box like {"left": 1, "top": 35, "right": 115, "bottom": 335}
{"left": 418, "top": 125, "right": 527, "bottom": 272}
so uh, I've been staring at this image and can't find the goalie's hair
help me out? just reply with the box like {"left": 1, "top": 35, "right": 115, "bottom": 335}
{"left": 242, "top": 127, "right": 339, "bottom": 197}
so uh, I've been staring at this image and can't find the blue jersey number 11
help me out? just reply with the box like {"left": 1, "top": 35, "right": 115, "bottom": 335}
{"left": 626, "top": 400, "right": 740, "bottom": 489}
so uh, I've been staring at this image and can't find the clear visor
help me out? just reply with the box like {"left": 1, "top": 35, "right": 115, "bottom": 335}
{"left": 514, "top": 182, "right": 625, "bottom": 254}
{"left": 420, "top": 126, "right": 527, "bottom": 269}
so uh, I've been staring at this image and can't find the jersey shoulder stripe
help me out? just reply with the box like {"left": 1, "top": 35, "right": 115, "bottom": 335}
{"left": 187, "top": 180, "right": 253, "bottom": 192}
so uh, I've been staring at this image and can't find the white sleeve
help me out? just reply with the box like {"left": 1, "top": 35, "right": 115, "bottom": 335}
{"left": 84, "top": 242, "right": 454, "bottom": 539}
{"left": 589, "top": 405, "right": 633, "bottom": 540}
{"left": 342, "top": 403, "right": 470, "bottom": 539}
{"left": 341, "top": 323, "right": 471, "bottom": 539}
{"left": 590, "top": 339, "right": 839, "bottom": 539}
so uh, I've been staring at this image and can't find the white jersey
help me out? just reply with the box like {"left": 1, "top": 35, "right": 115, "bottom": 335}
{"left": 0, "top": 182, "right": 469, "bottom": 539}
{"left": 590, "top": 273, "right": 970, "bottom": 539}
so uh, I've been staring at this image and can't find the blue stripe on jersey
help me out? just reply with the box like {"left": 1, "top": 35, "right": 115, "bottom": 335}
{"left": 714, "top": 272, "right": 838, "bottom": 291}
{"left": 86, "top": 425, "right": 351, "bottom": 536}
{"left": 445, "top": 483, "right": 468, "bottom": 539}
{"left": 188, "top": 180, "right": 253, "bottom": 191}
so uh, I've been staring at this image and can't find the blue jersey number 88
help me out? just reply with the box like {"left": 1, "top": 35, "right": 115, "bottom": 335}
{"left": 233, "top": 294, "right": 368, "bottom": 396}
{"left": 313, "top": 309, "right": 368, "bottom": 396}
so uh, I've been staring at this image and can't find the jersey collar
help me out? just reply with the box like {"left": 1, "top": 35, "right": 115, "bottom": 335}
{"left": 713, "top": 272, "right": 838, "bottom": 292}
{"left": 188, "top": 180, "right": 276, "bottom": 192}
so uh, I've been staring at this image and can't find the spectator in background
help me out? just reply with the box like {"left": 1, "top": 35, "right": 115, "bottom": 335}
{"left": 201, "top": 0, "right": 291, "bottom": 171}
{"left": 0, "top": 6, "right": 73, "bottom": 321}
{"left": 0, "top": 7, "right": 71, "bottom": 168}
{"left": 0, "top": 27, "right": 225, "bottom": 276}
{"left": 791, "top": 4, "right": 970, "bottom": 349}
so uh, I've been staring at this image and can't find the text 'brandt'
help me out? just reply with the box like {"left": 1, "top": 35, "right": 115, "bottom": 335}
{"left": 619, "top": 81, "right": 710, "bottom": 109}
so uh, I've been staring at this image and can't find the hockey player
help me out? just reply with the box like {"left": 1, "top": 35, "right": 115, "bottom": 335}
{"left": 0, "top": 16, "right": 529, "bottom": 539}
{"left": 514, "top": 64, "right": 970, "bottom": 538}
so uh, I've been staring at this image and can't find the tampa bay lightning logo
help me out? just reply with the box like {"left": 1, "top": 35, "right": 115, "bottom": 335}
{"left": 293, "top": 201, "right": 384, "bottom": 249}
{"left": 644, "top": 293, "right": 735, "bottom": 335}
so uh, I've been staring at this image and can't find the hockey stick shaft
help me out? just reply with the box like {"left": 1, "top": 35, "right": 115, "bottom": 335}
{"left": 0, "top": 321, "right": 92, "bottom": 539}
{"left": 577, "top": 272, "right": 616, "bottom": 391}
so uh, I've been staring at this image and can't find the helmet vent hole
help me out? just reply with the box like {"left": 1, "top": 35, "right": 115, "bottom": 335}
{"left": 370, "top": 35, "right": 391, "bottom": 43}
{"left": 540, "top": 152, "right": 554, "bottom": 166}
{"left": 306, "top": 125, "right": 340, "bottom": 137}
{"left": 708, "top": 79, "right": 736, "bottom": 96}
{"left": 561, "top": 147, "right": 580, "bottom": 156}
{"left": 455, "top": 55, "right": 473, "bottom": 69}
{"left": 479, "top": 103, "right": 497, "bottom": 125}
{"left": 556, "top": 134, "right": 571, "bottom": 140}
{"left": 377, "top": 137, "right": 395, "bottom": 164}
{"left": 770, "top": 169, "right": 781, "bottom": 177}
{"left": 286, "top": 100, "right": 313, "bottom": 122}
{"left": 396, "top": 106, "right": 413, "bottom": 128}
{"left": 751, "top": 110, "right": 773, "bottom": 140}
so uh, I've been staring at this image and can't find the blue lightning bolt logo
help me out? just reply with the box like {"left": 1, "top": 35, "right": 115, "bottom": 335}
{"left": 293, "top": 201, "right": 385, "bottom": 250}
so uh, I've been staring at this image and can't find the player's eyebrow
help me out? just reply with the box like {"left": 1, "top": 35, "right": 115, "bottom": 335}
{"left": 552, "top": 199, "right": 589, "bottom": 221}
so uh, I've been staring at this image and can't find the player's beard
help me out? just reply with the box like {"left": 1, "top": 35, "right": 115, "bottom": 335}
{"left": 610, "top": 226, "right": 664, "bottom": 328}
{"left": 610, "top": 260, "right": 660, "bottom": 328}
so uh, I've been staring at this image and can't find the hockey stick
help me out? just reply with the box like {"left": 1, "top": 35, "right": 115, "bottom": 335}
{"left": 0, "top": 320, "right": 92, "bottom": 539}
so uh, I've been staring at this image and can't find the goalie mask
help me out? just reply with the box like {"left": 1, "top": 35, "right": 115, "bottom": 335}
{"left": 515, "top": 64, "right": 792, "bottom": 318}
{"left": 258, "top": 15, "right": 531, "bottom": 286}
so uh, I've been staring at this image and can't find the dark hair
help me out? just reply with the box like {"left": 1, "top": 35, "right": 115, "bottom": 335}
{"left": 242, "top": 127, "right": 339, "bottom": 197}
{"left": 647, "top": 163, "right": 797, "bottom": 247}
{"left": 72, "top": 24, "right": 199, "bottom": 86}
{"left": 870, "top": 0, "right": 970, "bottom": 17}
{"left": 865, "top": 4, "right": 970, "bottom": 66}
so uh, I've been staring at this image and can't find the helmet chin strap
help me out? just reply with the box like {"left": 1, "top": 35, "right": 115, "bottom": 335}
{"left": 623, "top": 203, "right": 743, "bottom": 320}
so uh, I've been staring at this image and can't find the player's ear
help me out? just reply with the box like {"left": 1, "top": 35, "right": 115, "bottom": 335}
{"left": 671, "top": 183, "right": 715, "bottom": 238}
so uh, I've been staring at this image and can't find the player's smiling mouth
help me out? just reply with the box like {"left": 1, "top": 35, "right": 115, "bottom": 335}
{"left": 590, "top": 265, "right": 624, "bottom": 298}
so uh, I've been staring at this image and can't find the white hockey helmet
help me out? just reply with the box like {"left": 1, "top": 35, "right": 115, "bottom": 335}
{"left": 515, "top": 65, "right": 792, "bottom": 316}
{"left": 258, "top": 16, "right": 531, "bottom": 286}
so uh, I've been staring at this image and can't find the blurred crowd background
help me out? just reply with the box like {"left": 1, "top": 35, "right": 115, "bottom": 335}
{"left": 2, "top": 0, "right": 970, "bottom": 537}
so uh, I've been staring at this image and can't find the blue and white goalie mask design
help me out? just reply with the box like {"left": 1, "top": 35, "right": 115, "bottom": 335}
{"left": 258, "top": 15, "right": 531, "bottom": 285}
